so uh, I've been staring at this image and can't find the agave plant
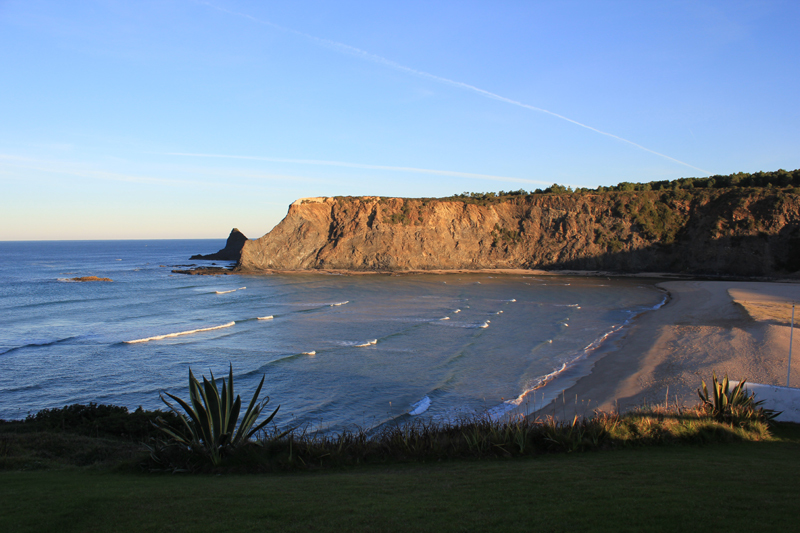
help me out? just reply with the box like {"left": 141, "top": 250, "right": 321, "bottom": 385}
{"left": 697, "top": 373, "right": 779, "bottom": 422}
{"left": 156, "top": 364, "right": 283, "bottom": 465}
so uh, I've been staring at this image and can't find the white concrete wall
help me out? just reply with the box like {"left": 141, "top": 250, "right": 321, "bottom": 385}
{"left": 730, "top": 381, "right": 800, "bottom": 423}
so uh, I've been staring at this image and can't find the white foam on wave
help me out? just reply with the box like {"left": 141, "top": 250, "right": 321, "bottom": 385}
{"left": 645, "top": 293, "right": 669, "bottom": 312}
{"left": 257, "top": 316, "right": 274, "bottom": 321}
{"left": 125, "top": 321, "right": 235, "bottom": 344}
{"left": 453, "top": 309, "right": 461, "bottom": 313}
{"left": 479, "top": 321, "right": 490, "bottom": 329}
{"left": 487, "top": 362, "right": 568, "bottom": 420}
{"left": 409, "top": 396, "right": 431, "bottom": 416}
{"left": 440, "top": 316, "right": 450, "bottom": 320}
{"left": 355, "top": 339, "right": 378, "bottom": 347}
{"left": 330, "top": 301, "right": 349, "bottom": 306}
{"left": 215, "top": 287, "right": 246, "bottom": 294}
{"left": 302, "top": 351, "right": 316, "bottom": 356}
{"left": 496, "top": 310, "right": 503, "bottom": 314}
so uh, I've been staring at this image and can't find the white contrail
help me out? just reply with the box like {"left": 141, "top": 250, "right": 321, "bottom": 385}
{"left": 194, "top": 1, "right": 710, "bottom": 175}
{"left": 165, "top": 152, "right": 554, "bottom": 186}
{"left": 0, "top": 154, "right": 192, "bottom": 186}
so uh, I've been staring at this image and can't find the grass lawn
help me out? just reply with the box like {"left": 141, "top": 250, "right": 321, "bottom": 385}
{"left": 2, "top": 428, "right": 799, "bottom": 532}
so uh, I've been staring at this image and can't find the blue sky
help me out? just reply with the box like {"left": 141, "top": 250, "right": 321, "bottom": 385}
{"left": 1, "top": 1, "right": 798, "bottom": 240}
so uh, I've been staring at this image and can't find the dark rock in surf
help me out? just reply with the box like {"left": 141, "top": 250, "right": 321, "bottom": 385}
{"left": 171, "top": 267, "right": 234, "bottom": 276}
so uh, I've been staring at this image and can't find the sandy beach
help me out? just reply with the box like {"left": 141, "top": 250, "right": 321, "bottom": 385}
{"left": 534, "top": 280, "right": 800, "bottom": 419}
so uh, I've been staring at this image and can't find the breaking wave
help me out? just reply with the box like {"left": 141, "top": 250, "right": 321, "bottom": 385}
{"left": 124, "top": 322, "right": 235, "bottom": 344}
{"left": 215, "top": 287, "right": 246, "bottom": 294}
{"left": 409, "top": 396, "right": 431, "bottom": 416}
{"left": 355, "top": 339, "right": 378, "bottom": 347}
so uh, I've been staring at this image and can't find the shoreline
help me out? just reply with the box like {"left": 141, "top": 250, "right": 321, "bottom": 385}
{"left": 185, "top": 262, "right": 800, "bottom": 420}
{"left": 233, "top": 266, "right": 800, "bottom": 281}
{"left": 529, "top": 280, "right": 800, "bottom": 420}
{"left": 235, "top": 265, "right": 800, "bottom": 420}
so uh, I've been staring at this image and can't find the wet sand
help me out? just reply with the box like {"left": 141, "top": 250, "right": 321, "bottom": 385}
{"left": 533, "top": 280, "right": 800, "bottom": 419}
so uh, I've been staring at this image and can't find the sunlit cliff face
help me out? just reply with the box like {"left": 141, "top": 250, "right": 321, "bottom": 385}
{"left": 237, "top": 191, "right": 800, "bottom": 277}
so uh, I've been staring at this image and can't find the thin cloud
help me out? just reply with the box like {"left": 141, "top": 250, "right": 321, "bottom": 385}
{"left": 2, "top": 153, "right": 346, "bottom": 190}
{"left": 165, "top": 152, "right": 554, "bottom": 186}
{"left": 0, "top": 154, "right": 199, "bottom": 187}
{"left": 195, "top": 1, "right": 711, "bottom": 175}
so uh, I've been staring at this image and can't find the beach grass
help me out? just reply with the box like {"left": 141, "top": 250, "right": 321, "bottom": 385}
{"left": 144, "top": 404, "right": 778, "bottom": 472}
{"left": 1, "top": 426, "right": 799, "bottom": 532}
{"left": 1, "top": 401, "right": 782, "bottom": 472}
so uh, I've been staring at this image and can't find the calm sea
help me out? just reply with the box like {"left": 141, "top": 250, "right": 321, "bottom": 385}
{"left": 0, "top": 240, "right": 665, "bottom": 432}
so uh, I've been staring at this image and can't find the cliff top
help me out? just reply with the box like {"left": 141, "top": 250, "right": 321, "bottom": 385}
{"left": 289, "top": 168, "right": 800, "bottom": 207}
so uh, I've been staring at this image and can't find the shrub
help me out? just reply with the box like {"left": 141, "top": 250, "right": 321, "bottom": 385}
{"left": 24, "top": 403, "right": 177, "bottom": 440}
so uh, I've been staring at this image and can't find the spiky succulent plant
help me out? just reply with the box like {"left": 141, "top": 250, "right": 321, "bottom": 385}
{"left": 698, "top": 373, "right": 779, "bottom": 423}
{"left": 156, "top": 364, "right": 281, "bottom": 465}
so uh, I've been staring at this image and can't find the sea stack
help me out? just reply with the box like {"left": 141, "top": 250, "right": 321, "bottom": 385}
{"left": 191, "top": 228, "right": 248, "bottom": 261}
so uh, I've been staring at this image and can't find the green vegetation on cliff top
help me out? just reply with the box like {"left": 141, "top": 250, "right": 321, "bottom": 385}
{"left": 449, "top": 167, "right": 800, "bottom": 202}
{"left": 326, "top": 167, "right": 800, "bottom": 205}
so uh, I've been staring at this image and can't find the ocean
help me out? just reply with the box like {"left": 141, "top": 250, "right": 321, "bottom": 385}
{"left": 0, "top": 240, "right": 666, "bottom": 432}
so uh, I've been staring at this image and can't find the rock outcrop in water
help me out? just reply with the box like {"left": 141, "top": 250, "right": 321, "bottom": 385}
{"left": 236, "top": 189, "right": 800, "bottom": 277}
{"left": 69, "top": 276, "right": 113, "bottom": 282}
{"left": 191, "top": 228, "right": 248, "bottom": 261}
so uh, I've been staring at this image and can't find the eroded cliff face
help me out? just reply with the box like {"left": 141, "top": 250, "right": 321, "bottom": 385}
{"left": 237, "top": 190, "right": 800, "bottom": 276}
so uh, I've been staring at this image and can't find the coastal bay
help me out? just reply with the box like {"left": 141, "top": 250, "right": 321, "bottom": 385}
{"left": 0, "top": 240, "right": 668, "bottom": 428}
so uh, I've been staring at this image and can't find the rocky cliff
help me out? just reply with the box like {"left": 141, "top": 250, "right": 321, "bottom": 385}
{"left": 236, "top": 189, "right": 800, "bottom": 277}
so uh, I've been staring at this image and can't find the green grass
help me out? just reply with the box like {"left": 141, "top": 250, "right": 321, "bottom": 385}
{"left": 1, "top": 428, "right": 799, "bottom": 532}
{"left": 2, "top": 403, "right": 797, "bottom": 531}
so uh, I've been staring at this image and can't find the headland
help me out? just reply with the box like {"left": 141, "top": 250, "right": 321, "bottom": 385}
{"left": 235, "top": 188, "right": 800, "bottom": 278}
